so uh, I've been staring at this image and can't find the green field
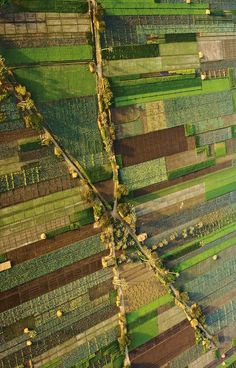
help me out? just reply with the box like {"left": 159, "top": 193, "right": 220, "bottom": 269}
{"left": 114, "top": 77, "right": 231, "bottom": 107}
{"left": 1, "top": 46, "right": 93, "bottom": 65}
{"left": 162, "top": 222, "right": 236, "bottom": 262}
{"left": 14, "top": 64, "right": 96, "bottom": 102}
{"left": 214, "top": 142, "right": 227, "bottom": 158}
{"left": 120, "top": 158, "right": 167, "bottom": 190}
{"left": 131, "top": 166, "right": 236, "bottom": 205}
{"left": 173, "top": 235, "right": 236, "bottom": 273}
{"left": 9, "top": 0, "right": 88, "bottom": 12}
{"left": 127, "top": 294, "right": 173, "bottom": 325}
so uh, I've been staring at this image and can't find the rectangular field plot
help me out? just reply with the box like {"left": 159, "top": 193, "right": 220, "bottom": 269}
{"left": 14, "top": 64, "right": 96, "bottom": 102}
{"left": 10, "top": 0, "right": 88, "bottom": 12}
{"left": 120, "top": 158, "right": 167, "bottom": 190}
{"left": 1, "top": 45, "right": 93, "bottom": 65}
{"left": 115, "top": 126, "right": 191, "bottom": 167}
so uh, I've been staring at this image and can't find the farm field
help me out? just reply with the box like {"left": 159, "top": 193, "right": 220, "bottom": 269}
{"left": 0, "top": 45, "right": 93, "bottom": 65}
{"left": 14, "top": 64, "right": 96, "bottom": 102}
{"left": 2, "top": 1, "right": 236, "bottom": 368}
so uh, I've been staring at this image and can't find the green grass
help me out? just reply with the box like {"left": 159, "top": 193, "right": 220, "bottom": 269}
{"left": 0, "top": 254, "right": 7, "bottom": 263}
{"left": 127, "top": 294, "right": 173, "bottom": 325}
{"left": 87, "top": 164, "right": 113, "bottom": 183}
{"left": 38, "top": 358, "right": 62, "bottom": 368}
{"left": 159, "top": 42, "right": 198, "bottom": 56}
{"left": 114, "top": 77, "right": 231, "bottom": 107}
{"left": 1, "top": 45, "right": 93, "bottom": 65}
{"left": 173, "top": 233, "right": 236, "bottom": 273}
{"left": 0, "top": 187, "right": 85, "bottom": 224}
{"left": 214, "top": 142, "right": 226, "bottom": 158}
{"left": 129, "top": 316, "right": 158, "bottom": 350}
{"left": 104, "top": 8, "right": 207, "bottom": 16}
{"left": 14, "top": 64, "right": 96, "bottom": 102}
{"left": 231, "top": 125, "right": 236, "bottom": 138}
{"left": 216, "top": 352, "right": 236, "bottom": 367}
{"left": 70, "top": 207, "right": 94, "bottom": 225}
{"left": 10, "top": 0, "right": 88, "bottom": 12}
{"left": 102, "top": 44, "right": 159, "bottom": 60}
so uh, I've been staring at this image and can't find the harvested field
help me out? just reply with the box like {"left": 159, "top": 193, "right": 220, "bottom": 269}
{"left": 120, "top": 263, "right": 166, "bottom": 312}
{"left": 0, "top": 250, "right": 107, "bottom": 313}
{"left": 130, "top": 320, "right": 195, "bottom": 367}
{"left": 0, "top": 12, "right": 90, "bottom": 48}
{"left": 134, "top": 160, "right": 232, "bottom": 197}
{"left": 6, "top": 225, "right": 99, "bottom": 265}
{"left": 115, "top": 126, "right": 191, "bottom": 167}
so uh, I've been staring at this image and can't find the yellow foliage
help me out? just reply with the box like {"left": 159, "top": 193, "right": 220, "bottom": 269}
{"left": 15, "top": 84, "right": 26, "bottom": 96}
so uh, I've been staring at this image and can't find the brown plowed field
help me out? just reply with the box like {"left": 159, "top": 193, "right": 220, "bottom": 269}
{"left": 134, "top": 160, "right": 232, "bottom": 197}
{"left": 130, "top": 320, "right": 195, "bottom": 367}
{"left": 1, "top": 175, "right": 81, "bottom": 208}
{"left": 115, "top": 126, "right": 192, "bottom": 167}
{"left": 6, "top": 225, "right": 99, "bottom": 265}
{"left": 0, "top": 250, "right": 107, "bottom": 313}
{"left": 0, "top": 128, "right": 37, "bottom": 143}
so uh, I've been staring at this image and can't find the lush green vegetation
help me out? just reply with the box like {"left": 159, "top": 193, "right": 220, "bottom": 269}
{"left": 0, "top": 253, "right": 7, "bottom": 263}
{"left": 126, "top": 295, "right": 174, "bottom": 350}
{"left": 168, "top": 159, "right": 215, "bottom": 180}
{"left": 127, "top": 294, "right": 173, "bottom": 325}
{"left": 114, "top": 77, "right": 231, "bottom": 107}
{"left": 10, "top": 0, "right": 88, "bottom": 12}
{"left": 159, "top": 42, "right": 198, "bottom": 56}
{"left": 120, "top": 158, "right": 167, "bottom": 190}
{"left": 14, "top": 65, "right": 96, "bottom": 102}
{"left": 173, "top": 234, "right": 236, "bottom": 273}
{"left": 1, "top": 45, "right": 93, "bottom": 65}
{"left": 102, "top": 44, "right": 159, "bottom": 60}
{"left": 87, "top": 164, "right": 113, "bottom": 183}
{"left": 214, "top": 142, "right": 226, "bottom": 158}
{"left": 129, "top": 316, "right": 158, "bottom": 350}
{"left": 19, "top": 139, "right": 42, "bottom": 152}
{"left": 165, "top": 34, "right": 196, "bottom": 43}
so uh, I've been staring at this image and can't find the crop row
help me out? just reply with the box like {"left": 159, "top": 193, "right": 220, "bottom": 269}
{"left": 0, "top": 268, "right": 112, "bottom": 327}
{"left": 0, "top": 234, "right": 103, "bottom": 292}
{"left": 120, "top": 157, "right": 167, "bottom": 190}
